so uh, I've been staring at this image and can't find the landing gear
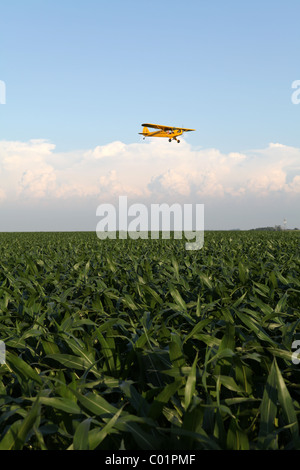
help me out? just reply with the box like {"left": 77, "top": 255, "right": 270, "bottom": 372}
{"left": 177, "top": 140, "right": 180, "bottom": 143}
{"left": 169, "top": 139, "right": 172, "bottom": 142}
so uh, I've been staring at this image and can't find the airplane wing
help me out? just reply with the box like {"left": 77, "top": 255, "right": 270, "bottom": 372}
{"left": 142, "top": 123, "right": 170, "bottom": 130}
{"left": 142, "top": 123, "right": 195, "bottom": 132}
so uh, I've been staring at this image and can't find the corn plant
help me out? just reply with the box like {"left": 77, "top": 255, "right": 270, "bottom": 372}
{"left": 0, "top": 230, "right": 300, "bottom": 450}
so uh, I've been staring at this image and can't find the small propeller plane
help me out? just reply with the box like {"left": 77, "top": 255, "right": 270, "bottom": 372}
{"left": 139, "top": 123, "right": 195, "bottom": 143}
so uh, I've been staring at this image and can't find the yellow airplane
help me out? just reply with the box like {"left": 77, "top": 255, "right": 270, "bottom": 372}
{"left": 139, "top": 123, "right": 195, "bottom": 143}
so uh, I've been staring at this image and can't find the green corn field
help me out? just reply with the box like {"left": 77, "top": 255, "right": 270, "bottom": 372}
{"left": 0, "top": 230, "right": 300, "bottom": 450}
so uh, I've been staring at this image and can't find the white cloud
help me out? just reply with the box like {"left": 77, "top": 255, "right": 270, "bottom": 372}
{"left": 287, "top": 175, "right": 300, "bottom": 193}
{"left": 0, "top": 139, "right": 57, "bottom": 199}
{"left": 149, "top": 169, "right": 194, "bottom": 197}
{"left": 1, "top": 138, "right": 300, "bottom": 205}
{"left": 19, "top": 166, "right": 57, "bottom": 198}
{"left": 87, "top": 141, "right": 127, "bottom": 160}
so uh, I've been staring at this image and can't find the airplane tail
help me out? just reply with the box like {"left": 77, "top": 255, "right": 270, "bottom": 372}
{"left": 139, "top": 126, "right": 150, "bottom": 137}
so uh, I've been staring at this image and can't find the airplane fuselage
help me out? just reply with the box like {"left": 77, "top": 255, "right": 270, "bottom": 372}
{"left": 139, "top": 128, "right": 183, "bottom": 141}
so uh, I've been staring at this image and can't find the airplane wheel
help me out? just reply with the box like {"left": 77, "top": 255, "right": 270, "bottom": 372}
{"left": 169, "top": 139, "right": 172, "bottom": 142}
{"left": 177, "top": 140, "right": 180, "bottom": 143}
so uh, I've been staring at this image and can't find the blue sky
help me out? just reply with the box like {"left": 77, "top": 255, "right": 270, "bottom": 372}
{"left": 1, "top": 0, "right": 300, "bottom": 230}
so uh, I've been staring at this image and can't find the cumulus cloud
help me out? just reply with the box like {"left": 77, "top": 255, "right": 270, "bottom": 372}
{"left": 0, "top": 139, "right": 57, "bottom": 199}
{"left": 1, "top": 138, "right": 300, "bottom": 207}
{"left": 19, "top": 167, "right": 57, "bottom": 198}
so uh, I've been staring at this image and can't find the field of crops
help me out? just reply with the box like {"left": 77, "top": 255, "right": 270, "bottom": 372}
{"left": 0, "top": 230, "right": 300, "bottom": 450}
